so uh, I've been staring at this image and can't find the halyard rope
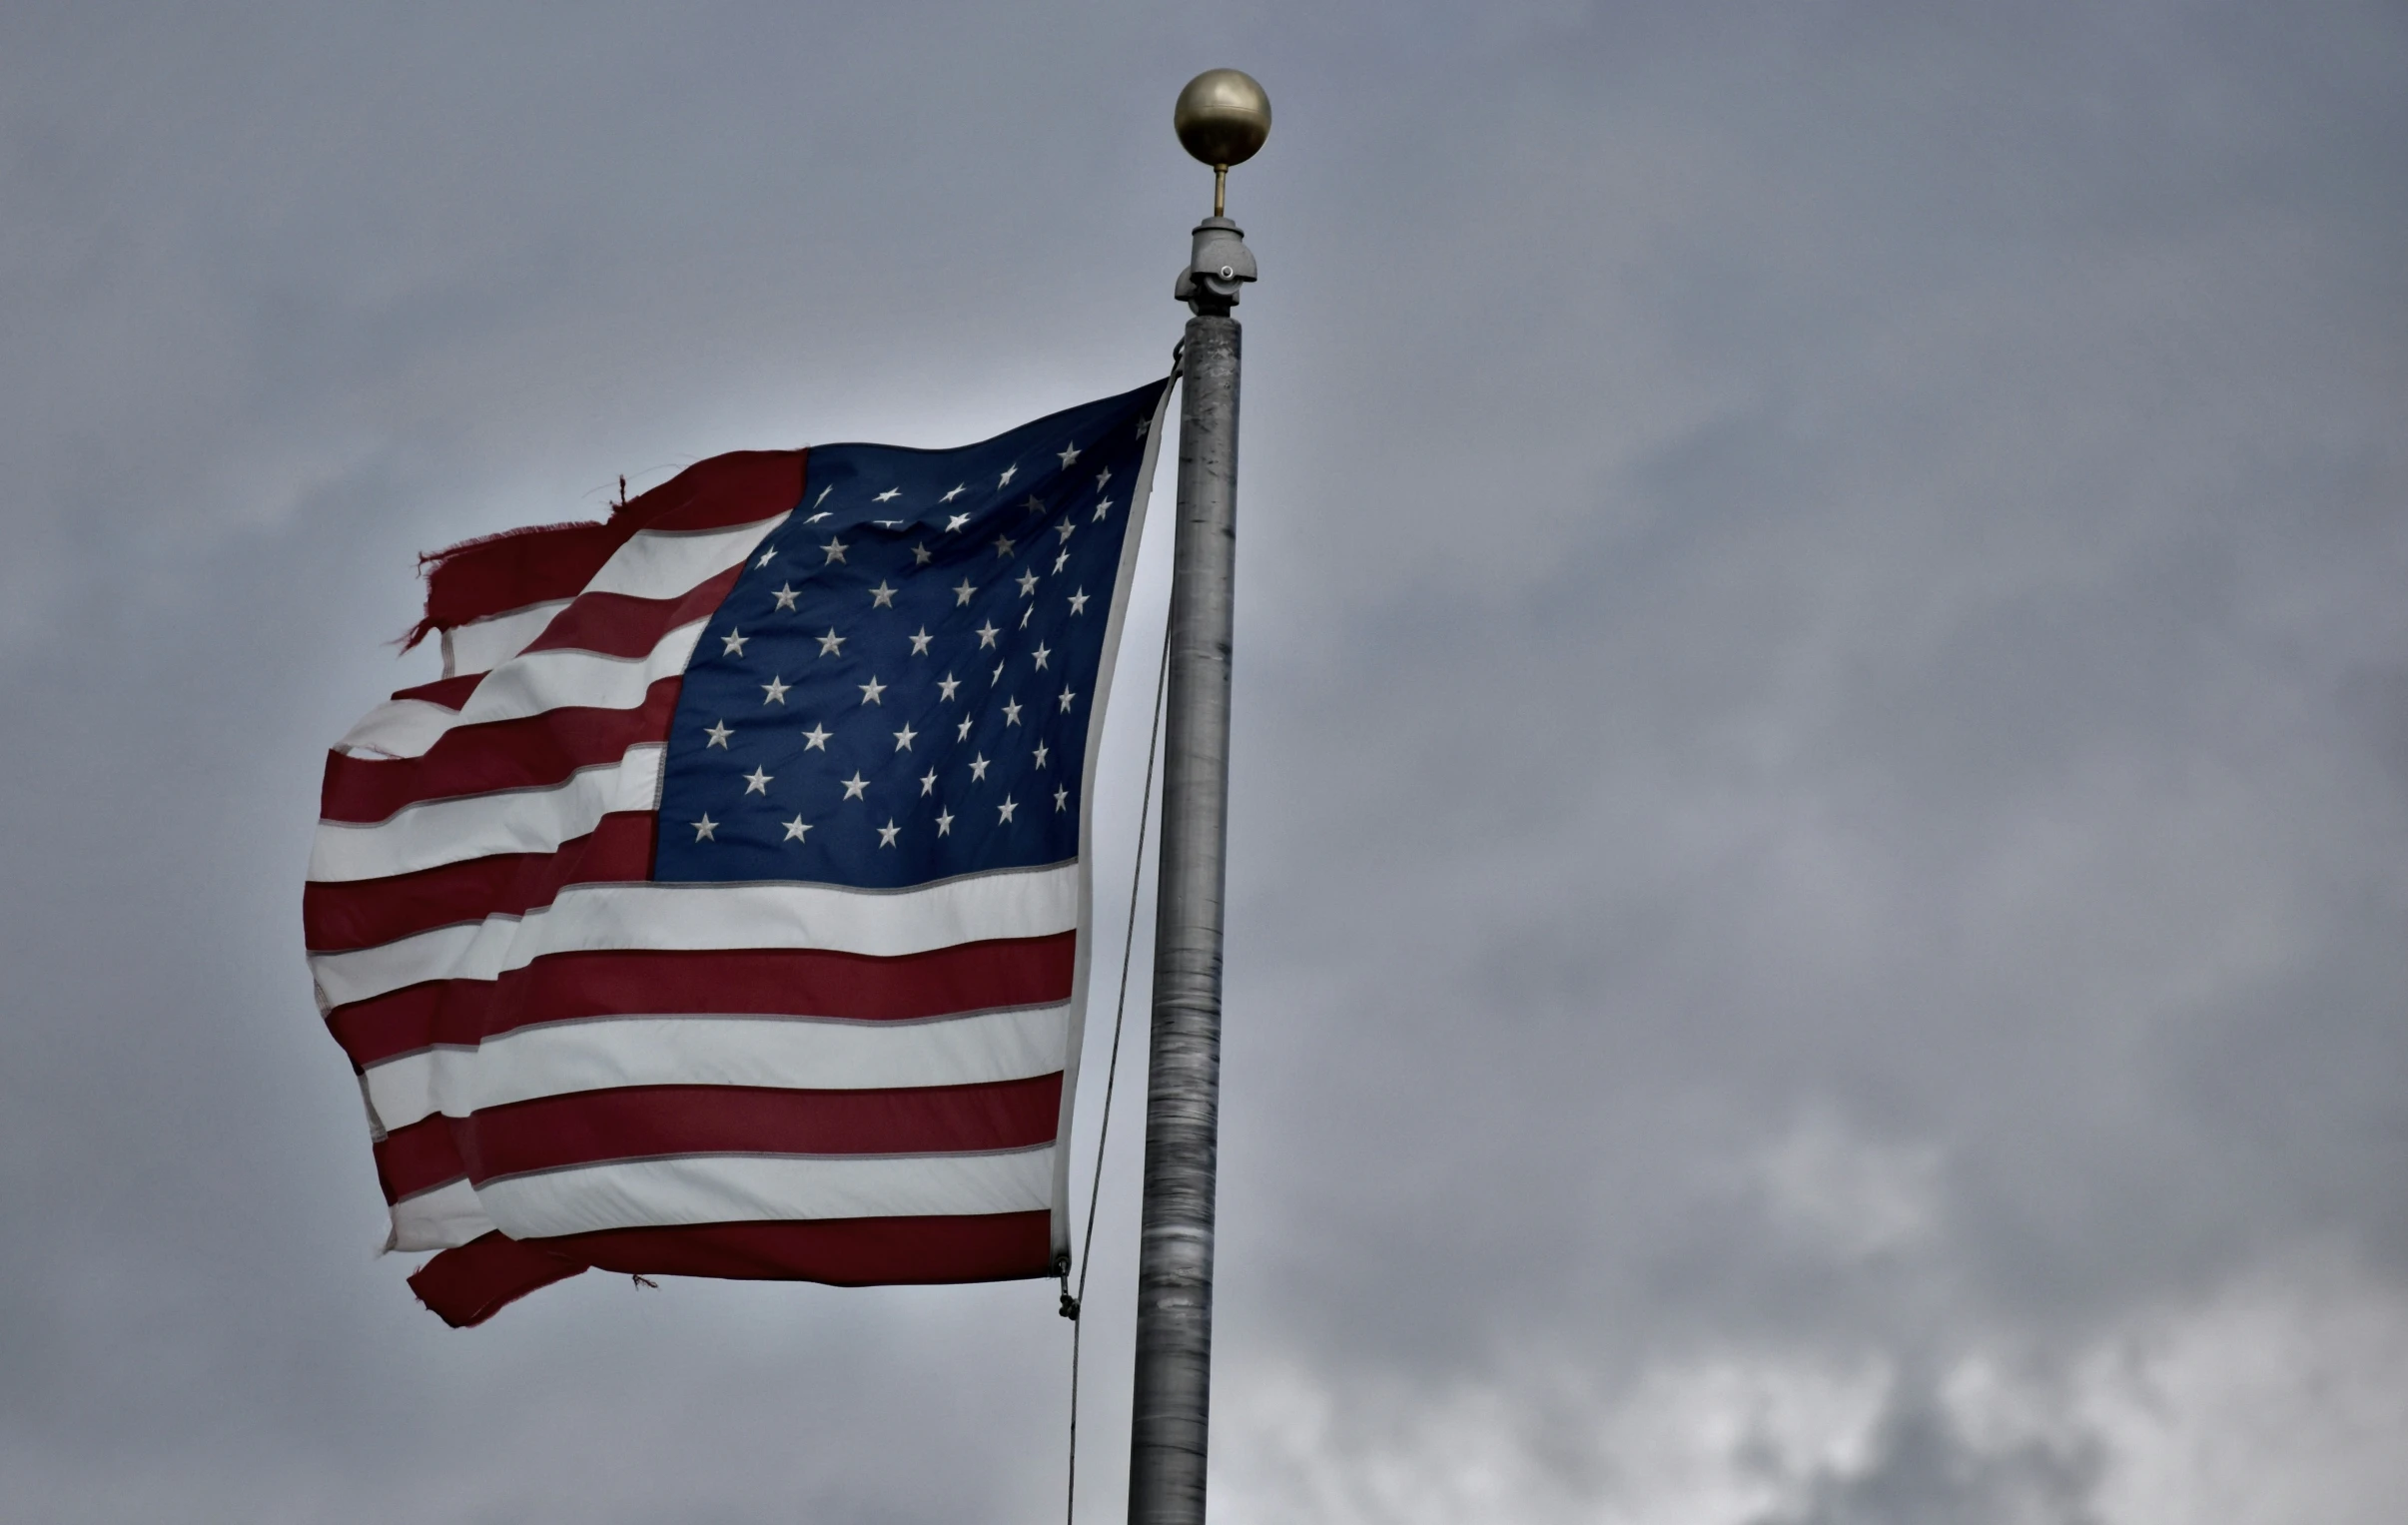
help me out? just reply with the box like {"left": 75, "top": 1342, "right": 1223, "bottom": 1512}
{"left": 1061, "top": 604, "right": 1173, "bottom": 1525}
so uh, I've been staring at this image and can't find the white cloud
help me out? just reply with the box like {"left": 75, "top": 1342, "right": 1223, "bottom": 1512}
{"left": 1214, "top": 1256, "right": 2408, "bottom": 1525}
{"left": 1215, "top": 1351, "right": 1894, "bottom": 1525}
{"left": 2070, "top": 1257, "right": 2408, "bottom": 1525}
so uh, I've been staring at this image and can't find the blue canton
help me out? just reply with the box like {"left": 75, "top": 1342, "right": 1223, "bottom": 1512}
{"left": 656, "top": 379, "right": 1169, "bottom": 888}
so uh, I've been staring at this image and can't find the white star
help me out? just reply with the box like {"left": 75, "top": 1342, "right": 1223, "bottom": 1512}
{"left": 936, "top": 808, "right": 954, "bottom": 836}
{"left": 1056, "top": 520, "right": 1075, "bottom": 543}
{"left": 806, "top": 511, "right": 831, "bottom": 524}
{"left": 704, "top": 719, "right": 733, "bottom": 747}
{"left": 997, "top": 795, "right": 1018, "bottom": 824}
{"left": 841, "top": 771, "right": 870, "bottom": 800}
{"left": 1017, "top": 569, "right": 1040, "bottom": 597}
{"left": 762, "top": 676, "right": 790, "bottom": 704}
{"left": 742, "top": 765, "right": 773, "bottom": 795}
{"left": 771, "top": 583, "right": 801, "bottom": 610}
{"left": 1053, "top": 550, "right": 1070, "bottom": 573}
{"left": 816, "top": 485, "right": 835, "bottom": 507}
{"left": 859, "top": 675, "right": 887, "bottom": 705}
{"left": 969, "top": 753, "right": 991, "bottom": 781}
{"left": 1093, "top": 495, "right": 1116, "bottom": 521}
{"left": 976, "top": 621, "right": 1000, "bottom": 648}
{"left": 721, "top": 627, "right": 749, "bottom": 656}
{"left": 756, "top": 547, "right": 778, "bottom": 568}
{"left": 1018, "top": 606, "right": 1034, "bottom": 630}
{"left": 913, "top": 542, "right": 933, "bottom": 566}
{"left": 956, "top": 715, "right": 974, "bottom": 741}
{"left": 874, "top": 487, "right": 901, "bottom": 502}
{"left": 1055, "top": 785, "right": 1070, "bottom": 812}
{"left": 1023, "top": 494, "right": 1046, "bottom": 514}
{"left": 782, "top": 815, "right": 811, "bottom": 842}
{"left": 1058, "top": 442, "right": 1081, "bottom": 467}
{"left": 801, "top": 723, "right": 831, "bottom": 750}
{"left": 817, "top": 628, "right": 846, "bottom": 657}
{"left": 993, "top": 532, "right": 1016, "bottom": 558}
{"left": 691, "top": 814, "right": 718, "bottom": 841}
{"left": 874, "top": 518, "right": 901, "bottom": 529}
{"left": 992, "top": 661, "right": 1005, "bottom": 685}
{"left": 1003, "top": 697, "right": 1023, "bottom": 726}
{"left": 998, "top": 463, "right": 1018, "bottom": 487}
{"left": 941, "top": 483, "right": 968, "bottom": 502}
{"left": 946, "top": 512, "right": 971, "bottom": 532}
{"left": 954, "top": 578, "right": 977, "bottom": 606}
{"left": 909, "top": 627, "right": 933, "bottom": 655}
{"left": 1033, "top": 742, "right": 1050, "bottom": 769}
{"left": 1058, "top": 686, "right": 1077, "bottom": 712}
{"left": 877, "top": 818, "right": 901, "bottom": 847}
{"left": 1135, "top": 415, "right": 1151, "bottom": 438}
{"left": 869, "top": 580, "right": 897, "bottom": 608}
{"left": 1032, "top": 643, "right": 1051, "bottom": 671}
{"left": 893, "top": 723, "right": 917, "bottom": 751}
{"left": 919, "top": 768, "right": 938, "bottom": 796}
{"left": 1068, "top": 588, "right": 1090, "bottom": 614}
{"left": 1095, "top": 467, "right": 1112, "bottom": 490}
{"left": 938, "top": 672, "right": 961, "bottom": 701}
{"left": 821, "top": 536, "right": 848, "bottom": 564}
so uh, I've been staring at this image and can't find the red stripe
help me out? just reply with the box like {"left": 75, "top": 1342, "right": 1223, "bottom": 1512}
{"left": 412, "top": 522, "right": 631, "bottom": 649}
{"left": 407, "top": 1231, "right": 587, "bottom": 1327}
{"left": 391, "top": 674, "right": 483, "bottom": 710}
{"left": 543, "top": 1211, "right": 1053, "bottom": 1285}
{"left": 375, "top": 1114, "right": 468, "bottom": 1202}
{"left": 404, "top": 1210, "right": 1048, "bottom": 1327}
{"left": 520, "top": 565, "right": 742, "bottom": 659}
{"left": 461, "top": 1075, "right": 1064, "bottom": 1180}
{"left": 305, "top": 813, "right": 657, "bottom": 954}
{"left": 325, "top": 934, "right": 1079, "bottom": 1069}
{"left": 318, "top": 685, "right": 681, "bottom": 825}
{"left": 407, "top": 451, "right": 803, "bottom": 644}
{"left": 633, "top": 451, "right": 808, "bottom": 534}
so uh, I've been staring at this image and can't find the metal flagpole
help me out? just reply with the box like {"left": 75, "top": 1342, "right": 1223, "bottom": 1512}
{"left": 1126, "top": 70, "right": 1269, "bottom": 1525}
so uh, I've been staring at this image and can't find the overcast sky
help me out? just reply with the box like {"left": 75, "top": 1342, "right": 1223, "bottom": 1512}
{"left": 4, "top": 4, "right": 2405, "bottom": 1522}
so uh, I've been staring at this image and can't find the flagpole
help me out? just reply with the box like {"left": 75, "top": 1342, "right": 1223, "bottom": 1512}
{"left": 1123, "top": 70, "right": 1270, "bottom": 1525}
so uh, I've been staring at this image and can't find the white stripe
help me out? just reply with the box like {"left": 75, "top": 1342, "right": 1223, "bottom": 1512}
{"left": 317, "top": 921, "right": 482, "bottom": 1009}
{"left": 363, "top": 1041, "right": 474, "bottom": 1134}
{"left": 311, "top": 744, "right": 665, "bottom": 880}
{"left": 335, "top": 698, "right": 467, "bottom": 761}
{"left": 388, "top": 1177, "right": 494, "bottom": 1252}
{"left": 585, "top": 516, "right": 786, "bottom": 600}
{"left": 362, "top": 1006, "right": 1070, "bottom": 1129}
{"left": 309, "top": 862, "right": 1079, "bottom": 1007}
{"left": 476, "top": 1146, "right": 1055, "bottom": 1237}
{"left": 445, "top": 600, "right": 571, "bottom": 678}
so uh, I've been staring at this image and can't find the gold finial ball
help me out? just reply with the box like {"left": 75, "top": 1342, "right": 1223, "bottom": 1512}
{"left": 1174, "top": 69, "right": 1271, "bottom": 168}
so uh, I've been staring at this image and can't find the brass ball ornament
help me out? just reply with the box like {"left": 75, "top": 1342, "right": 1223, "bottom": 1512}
{"left": 1174, "top": 69, "right": 1270, "bottom": 216}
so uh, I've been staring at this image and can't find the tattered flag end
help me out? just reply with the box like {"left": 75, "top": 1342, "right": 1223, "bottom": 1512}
{"left": 406, "top": 1231, "right": 588, "bottom": 1328}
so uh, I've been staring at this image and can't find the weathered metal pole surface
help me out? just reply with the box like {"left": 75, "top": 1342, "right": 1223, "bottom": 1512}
{"left": 1126, "top": 303, "right": 1240, "bottom": 1525}
{"left": 1127, "top": 71, "right": 1267, "bottom": 1525}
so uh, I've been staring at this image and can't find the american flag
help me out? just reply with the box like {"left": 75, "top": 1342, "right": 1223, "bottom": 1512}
{"left": 304, "top": 378, "right": 1172, "bottom": 1325}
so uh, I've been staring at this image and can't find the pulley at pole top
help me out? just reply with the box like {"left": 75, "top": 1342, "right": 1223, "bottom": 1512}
{"left": 1171, "top": 71, "right": 1268, "bottom": 315}
{"left": 1173, "top": 69, "right": 1270, "bottom": 219}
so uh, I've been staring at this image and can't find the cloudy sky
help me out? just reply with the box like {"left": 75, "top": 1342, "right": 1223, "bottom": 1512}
{"left": 4, "top": 4, "right": 2404, "bottom": 1521}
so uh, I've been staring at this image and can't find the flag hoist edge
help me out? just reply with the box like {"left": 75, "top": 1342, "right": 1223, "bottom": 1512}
{"left": 304, "top": 378, "right": 1174, "bottom": 1326}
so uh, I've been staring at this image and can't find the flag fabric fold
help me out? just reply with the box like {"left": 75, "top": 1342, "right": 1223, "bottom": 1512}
{"left": 306, "top": 379, "right": 1173, "bottom": 1325}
